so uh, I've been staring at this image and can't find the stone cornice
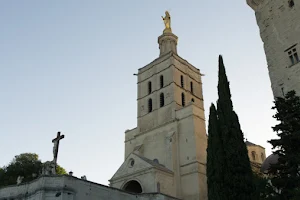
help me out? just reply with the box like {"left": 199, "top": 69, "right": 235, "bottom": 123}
{"left": 137, "top": 52, "right": 202, "bottom": 76}
{"left": 109, "top": 166, "right": 174, "bottom": 183}
{"left": 247, "top": 0, "right": 264, "bottom": 11}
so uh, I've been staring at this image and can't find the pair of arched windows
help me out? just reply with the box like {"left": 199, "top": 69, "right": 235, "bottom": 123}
{"left": 148, "top": 93, "right": 165, "bottom": 113}
{"left": 148, "top": 75, "right": 164, "bottom": 95}
{"left": 181, "top": 93, "right": 195, "bottom": 107}
{"left": 251, "top": 151, "right": 265, "bottom": 162}
{"left": 147, "top": 75, "right": 165, "bottom": 113}
{"left": 180, "top": 75, "right": 194, "bottom": 94}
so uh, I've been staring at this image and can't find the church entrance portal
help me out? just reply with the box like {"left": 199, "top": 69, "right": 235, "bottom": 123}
{"left": 122, "top": 180, "right": 142, "bottom": 194}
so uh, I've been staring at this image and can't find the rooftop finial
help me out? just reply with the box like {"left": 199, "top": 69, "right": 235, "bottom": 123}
{"left": 158, "top": 11, "right": 178, "bottom": 56}
{"left": 162, "top": 11, "right": 172, "bottom": 33}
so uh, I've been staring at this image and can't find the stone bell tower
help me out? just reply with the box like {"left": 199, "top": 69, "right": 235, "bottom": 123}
{"left": 247, "top": 0, "right": 300, "bottom": 97}
{"left": 110, "top": 11, "right": 208, "bottom": 200}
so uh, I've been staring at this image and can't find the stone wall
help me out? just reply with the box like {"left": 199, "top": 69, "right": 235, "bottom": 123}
{"left": 248, "top": 0, "right": 300, "bottom": 97}
{"left": 175, "top": 104, "right": 207, "bottom": 200}
{"left": 0, "top": 175, "right": 180, "bottom": 200}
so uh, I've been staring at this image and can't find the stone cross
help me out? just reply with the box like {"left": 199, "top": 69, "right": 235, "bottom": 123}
{"left": 52, "top": 132, "right": 65, "bottom": 165}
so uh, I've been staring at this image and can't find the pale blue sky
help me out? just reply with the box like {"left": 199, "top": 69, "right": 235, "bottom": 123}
{"left": 0, "top": 1, "right": 276, "bottom": 185}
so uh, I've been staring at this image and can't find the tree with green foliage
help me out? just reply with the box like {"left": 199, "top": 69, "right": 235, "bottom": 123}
{"left": 207, "top": 103, "right": 226, "bottom": 200}
{"left": 0, "top": 153, "right": 43, "bottom": 187}
{"left": 56, "top": 165, "right": 67, "bottom": 175}
{"left": 252, "top": 173, "right": 269, "bottom": 199}
{"left": 0, "top": 168, "right": 4, "bottom": 179}
{"left": 217, "top": 55, "right": 255, "bottom": 199}
{"left": 266, "top": 90, "right": 300, "bottom": 199}
{"left": 0, "top": 153, "right": 67, "bottom": 187}
{"left": 207, "top": 55, "right": 255, "bottom": 200}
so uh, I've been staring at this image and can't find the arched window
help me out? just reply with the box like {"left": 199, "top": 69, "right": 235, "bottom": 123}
{"left": 157, "top": 182, "right": 161, "bottom": 193}
{"left": 289, "top": 0, "right": 295, "bottom": 8}
{"left": 181, "top": 93, "right": 185, "bottom": 106}
{"left": 191, "top": 98, "right": 195, "bottom": 102}
{"left": 190, "top": 82, "right": 194, "bottom": 94}
{"left": 160, "top": 93, "right": 165, "bottom": 107}
{"left": 180, "top": 75, "right": 184, "bottom": 88}
{"left": 148, "top": 98, "right": 153, "bottom": 113}
{"left": 251, "top": 151, "right": 256, "bottom": 161}
{"left": 148, "top": 82, "right": 152, "bottom": 94}
{"left": 261, "top": 153, "right": 264, "bottom": 161}
{"left": 160, "top": 75, "right": 164, "bottom": 88}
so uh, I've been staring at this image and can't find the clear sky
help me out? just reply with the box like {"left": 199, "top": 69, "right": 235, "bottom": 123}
{"left": 0, "top": 1, "right": 276, "bottom": 185}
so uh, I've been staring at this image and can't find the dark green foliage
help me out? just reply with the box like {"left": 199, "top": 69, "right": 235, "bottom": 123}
{"left": 207, "top": 55, "right": 255, "bottom": 200}
{"left": 252, "top": 173, "right": 269, "bottom": 199}
{"left": 217, "top": 55, "right": 255, "bottom": 199}
{"left": 0, "top": 153, "right": 67, "bottom": 187}
{"left": 207, "top": 103, "right": 226, "bottom": 200}
{"left": 0, "top": 168, "right": 4, "bottom": 181}
{"left": 267, "top": 91, "right": 300, "bottom": 199}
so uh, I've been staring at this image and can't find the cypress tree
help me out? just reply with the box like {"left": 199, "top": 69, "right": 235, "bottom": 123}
{"left": 267, "top": 90, "right": 300, "bottom": 199}
{"left": 207, "top": 103, "right": 226, "bottom": 200}
{"left": 216, "top": 55, "right": 255, "bottom": 199}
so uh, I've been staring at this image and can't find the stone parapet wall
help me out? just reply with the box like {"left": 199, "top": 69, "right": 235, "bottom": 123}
{"left": 0, "top": 175, "right": 180, "bottom": 200}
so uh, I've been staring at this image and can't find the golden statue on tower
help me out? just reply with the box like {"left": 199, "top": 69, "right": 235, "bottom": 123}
{"left": 162, "top": 11, "right": 172, "bottom": 33}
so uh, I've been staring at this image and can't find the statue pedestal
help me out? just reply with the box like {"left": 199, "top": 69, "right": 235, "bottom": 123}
{"left": 42, "top": 161, "right": 56, "bottom": 176}
{"left": 163, "top": 28, "right": 172, "bottom": 34}
{"left": 158, "top": 32, "right": 178, "bottom": 56}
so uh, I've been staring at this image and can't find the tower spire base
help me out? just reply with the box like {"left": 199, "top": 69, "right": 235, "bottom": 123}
{"left": 158, "top": 32, "right": 178, "bottom": 56}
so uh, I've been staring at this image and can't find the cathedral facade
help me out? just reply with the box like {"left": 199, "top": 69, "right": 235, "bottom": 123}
{"left": 109, "top": 12, "right": 266, "bottom": 200}
{"left": 109, "top": 18, "right": 208, "bottom": 200}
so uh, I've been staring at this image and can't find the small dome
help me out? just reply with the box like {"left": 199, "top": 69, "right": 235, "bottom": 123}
{"left": 261, "top": 154, "right": 279, "bottom": 173}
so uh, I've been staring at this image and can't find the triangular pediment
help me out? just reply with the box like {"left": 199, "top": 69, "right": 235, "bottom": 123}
{"left": 110, "top": 153, "right": 153, "bottom": 181}
{"left": 110, "top": 152, "right": 172, "bottom": 181}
